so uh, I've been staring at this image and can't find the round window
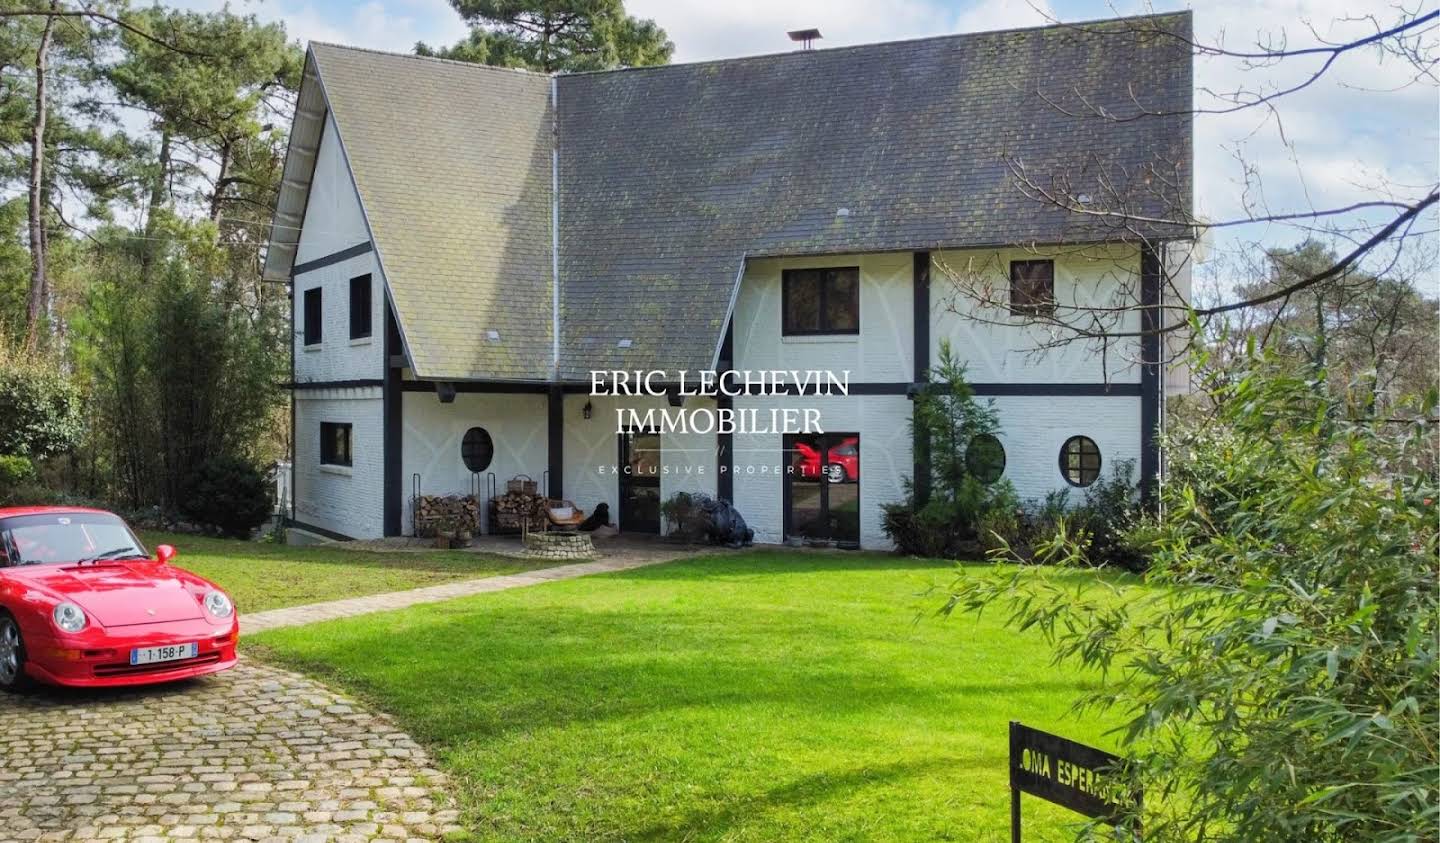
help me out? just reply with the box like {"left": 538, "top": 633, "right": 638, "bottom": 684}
{"left": 1059, "top": 436, "right": 1101, "bottom": 487}
{"left": 461, "top": 427, "right": 494, "bottom": 473}
{"left": 965, "top": 434, "right": 1006, "bottom": 484}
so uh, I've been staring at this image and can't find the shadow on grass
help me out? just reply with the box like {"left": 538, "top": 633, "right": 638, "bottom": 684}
{"left": 141, "top": 531, "right": 525, "bottom": 576}
{"left": 252, "top": 600, "right": 1100, "bottom": 749}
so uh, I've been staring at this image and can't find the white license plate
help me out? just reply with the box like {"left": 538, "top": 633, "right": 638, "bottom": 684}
{"left": 130, "top": 642, "right": 198, "bottom": 666}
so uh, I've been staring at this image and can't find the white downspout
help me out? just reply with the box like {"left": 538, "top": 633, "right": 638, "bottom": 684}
{"left": 550, "top": 75, "right": 561, "bottom": 378}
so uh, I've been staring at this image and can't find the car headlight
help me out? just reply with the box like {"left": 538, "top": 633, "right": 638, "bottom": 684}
{"left": 203, "top": 591, "right": 233, "bottom": 619}
{"left": 53, "top": 602, "right": 87, "bottom": 633}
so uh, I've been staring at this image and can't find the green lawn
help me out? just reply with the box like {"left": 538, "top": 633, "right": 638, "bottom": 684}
{"left": 250, "top": 551, "right": 1137, "bottom": 841}
{"left": 139, "top": 531, "right": 553, "bottom": 613}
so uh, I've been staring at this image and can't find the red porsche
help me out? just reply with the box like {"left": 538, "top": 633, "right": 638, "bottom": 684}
{"left": 0, "top": 506, "right": 238, "bottom": 691}
{"left": 793, "top": 437, "right": 861, "bottom": 484}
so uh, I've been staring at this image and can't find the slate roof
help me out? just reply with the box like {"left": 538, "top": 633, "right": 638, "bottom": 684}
{"left": 269, "top": 12, "right": 1192, "bottom": 382}
{"left": 307, "top": 44, "right": 555, "bottom": 381}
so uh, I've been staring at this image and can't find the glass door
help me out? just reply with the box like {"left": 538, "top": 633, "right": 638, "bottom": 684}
{"left": 619, "top": 428, "right": 661, "bottom": 533}
{"left": 784, "top": 432, "right": 860, "bottom": 547}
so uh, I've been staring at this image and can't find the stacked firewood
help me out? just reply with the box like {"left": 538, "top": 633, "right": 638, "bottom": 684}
{"left": 413, "top": 494, "right": 480, "bottom": 537}
{"left": 491, "top": 491, "right": 548, "bottom": 533}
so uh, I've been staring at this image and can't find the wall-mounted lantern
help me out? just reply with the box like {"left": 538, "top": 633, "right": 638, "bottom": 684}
{"left": 582, "top": 400, "right": 593, "bottom": 420}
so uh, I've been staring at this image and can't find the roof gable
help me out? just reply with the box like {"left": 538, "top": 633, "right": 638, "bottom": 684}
{"left": 307, "top": 44, "right": 555, "bottom": 381}
{"left": 266, "top": 13, "right": 1192, "bottom": 382}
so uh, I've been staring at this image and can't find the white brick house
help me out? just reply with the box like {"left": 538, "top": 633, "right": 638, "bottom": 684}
{"left": 264, "top": 13, "right": 1195, "bottom": 547}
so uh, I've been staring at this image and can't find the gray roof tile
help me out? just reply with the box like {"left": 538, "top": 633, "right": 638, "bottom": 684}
{"left": 287, "top": 12, "right": 1192, "bottom": 382}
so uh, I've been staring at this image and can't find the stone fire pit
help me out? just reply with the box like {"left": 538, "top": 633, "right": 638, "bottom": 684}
{"left": 523, "top": 531, "right": 597, "bottom": 561}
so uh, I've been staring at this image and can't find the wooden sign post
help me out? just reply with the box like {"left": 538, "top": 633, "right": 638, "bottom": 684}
{"left": 1009, "top": 721, "right": 1141, "bottom": 842}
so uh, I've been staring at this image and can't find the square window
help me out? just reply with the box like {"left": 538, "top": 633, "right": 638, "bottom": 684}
{"left": 782, "top": 267, "right": 860, "bottom": 335}
{"left": 303, "top": 287, "right": 323, "bottom": 345}
{"left": 1009, "top": 260, "right": 1055, "bottom": 316}
{"left": 349, "top": 275, "right": 372, "bottom": 340}
{"left": 320, "top": 422, "right": 352, "bottom": 467}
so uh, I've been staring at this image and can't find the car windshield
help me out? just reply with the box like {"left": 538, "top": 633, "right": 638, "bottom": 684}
{"left": 0, "top": 513, "right": 147, "bottom": 567}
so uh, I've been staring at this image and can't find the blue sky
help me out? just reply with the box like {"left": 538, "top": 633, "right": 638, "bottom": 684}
{"left": 178, "top": 0, "right": 1438, "bottom": 287}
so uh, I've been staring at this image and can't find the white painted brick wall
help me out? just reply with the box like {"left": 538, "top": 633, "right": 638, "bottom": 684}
{"left": 931, "top": 246, "right": 1143, "bottom": 384}
{"left": 401, "top": 392, "right": 548, "bottom": 534}
{"left": 736, "top": 253, "right": 913, "bottom": 382}
{"left": 563, "top": 395, "right": 717, "bottom": 532}
{"left": 987, "top": 395, "right": 1142, "bottom": 503}
{"left": 293, "top": 112, "right": 384, "bottom": 384}
{"left": 730, "top": 395, "right": 912, "bottom": 549}
{"left": 293, "top": 388, "right": 384, "bottom": 539}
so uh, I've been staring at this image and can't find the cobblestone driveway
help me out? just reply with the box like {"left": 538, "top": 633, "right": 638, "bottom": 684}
{"left": 0, "top": 662, "right": 463, "bottom": 842}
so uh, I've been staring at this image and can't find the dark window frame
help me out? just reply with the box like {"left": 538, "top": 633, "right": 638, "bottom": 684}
{"left": 303, "top": 287, "right": 323, "bottom": 346}
{"left": 782, "top": 267, "right": 861, "bottom": 336}
{"left": 1009, "top": 259, "right": 1056, "bottom": 316}
{"left": 349, "top": 274, "right": 372, "bottom": 340}
{"left": 782, "top": 431, "right": 862, "bottom": 549}
{"left": 461, "top": 427, "right": 494, "bottom": 473}
{"left": 320, "top": 422, "right": 353, "bottom": 467}
{"left": 1059, "top": 435, "right": 1102, "bottom": 487}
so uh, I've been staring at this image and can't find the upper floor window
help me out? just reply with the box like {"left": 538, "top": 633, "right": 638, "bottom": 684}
{"left": 782, "top": 267, "right": 859, "bottom": 335}
{"left": 320, "top": 422, "right": 353, "bottom": 467}
{"left": 303, "top": 287, "right": 323, "bottom": 345}
{"left": 1009, "top": 259, "right": 1055, "bottom": 316}
{"left": 350, "top": 274, "right": 372, "bottom": 340}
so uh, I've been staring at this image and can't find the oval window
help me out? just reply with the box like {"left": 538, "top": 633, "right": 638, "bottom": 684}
{"left": 461, "top": 427, "right": 494, "bottom": 473}
{"left": 1059, "top": 436, "right": 1101, "bottom": 487}
{"left": 965, "top": 434, "right": 1006, "bottom": 484}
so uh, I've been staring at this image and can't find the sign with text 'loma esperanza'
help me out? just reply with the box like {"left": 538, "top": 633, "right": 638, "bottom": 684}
{"left": 1009, "top": 722, "right": 1141, "bottom": 841}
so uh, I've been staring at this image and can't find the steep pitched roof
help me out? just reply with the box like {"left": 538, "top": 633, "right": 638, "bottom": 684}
{"left": 267, "top": 12, "right": 1192, "bottom": 382}
{"left": 295, "top": 44, "right": 555, "bottom": 381}
{"left": 554, "top": 13, "right": 1191, "bottom": 378}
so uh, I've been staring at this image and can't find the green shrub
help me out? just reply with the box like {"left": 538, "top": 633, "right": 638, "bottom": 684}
{"left": 884, "top": 340, "right": 1006, "bottom": 556}
{"left": 946, "top": 346, "right": 1439, "bottom": 840}
{"left": 0, "top": 454, "right": 35, "bottom": 487}
{"left": 181, "top": 456, "right": 273, "bottom": 538}
{"left": 660, "top": 491, "right": 698, "bottom": 538}
{"left": 0, "top": 359, "right": 82, "bottom": 459}
{"left": 976, "top": 481, "right": 1022, "bottom": 554}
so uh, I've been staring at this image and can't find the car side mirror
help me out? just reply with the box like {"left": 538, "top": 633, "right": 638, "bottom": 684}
{"left": 155, "top": 544, "right": 177, "bottom": 564}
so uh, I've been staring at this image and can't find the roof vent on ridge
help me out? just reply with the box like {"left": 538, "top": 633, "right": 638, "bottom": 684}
{"left": 787, "top": 29, "right": 822, "bottom": 51}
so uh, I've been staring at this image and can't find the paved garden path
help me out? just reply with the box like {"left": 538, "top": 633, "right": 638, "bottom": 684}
{"left": 0, "top": 661, "right": 462, "bottom": 842}
{"left": 242, "top": 552, "right": 672, "bottom": 634}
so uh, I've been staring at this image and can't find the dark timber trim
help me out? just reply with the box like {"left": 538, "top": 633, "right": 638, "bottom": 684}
{"left": 291, "top": 378, "right": 385, "bottom": 390}
{"left": 382, "top": 294, "right": 403, "bottom": 536}
{"left": 547, "top": 385, "right": 563, "bottom": 499}
{"left": 291, "top": 241, "right": 374, "bottom": 276}
{"left": 972, "top": 382, "right": 1143, "bottom": 397}
{"left": 717, "top": 319, "right": 735, "bottom": 501}
{"left": 912, "top": 251, "right": 932, "bottom": 505}
{"left": 401, "top": 380, "right": 550, "bottom": 394}
{"left": 288, "top": 278, "right": 297, "bottom": 525}
{"left": 398, "top": 379, "right": 1143, "bottom": 398}
{"left": 1139, "top": 243, "right": 1163, "bottom": 504}
{"left": 284, "top": 517, "right": 355, "bottom": 543}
